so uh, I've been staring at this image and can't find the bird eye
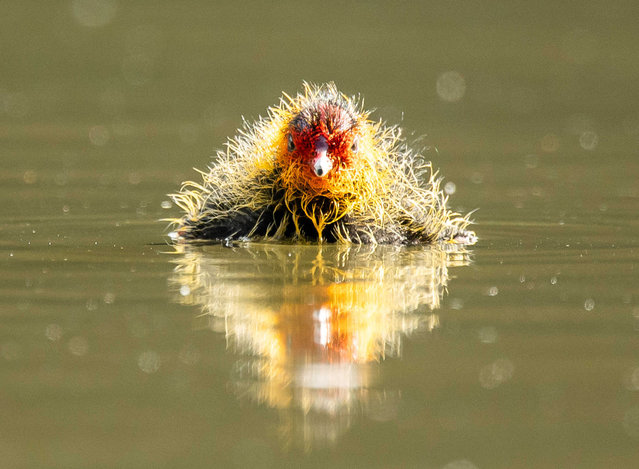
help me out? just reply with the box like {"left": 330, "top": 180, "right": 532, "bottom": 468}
{"left": 287, "top": 133, "right": 295, "bottom": 152}
{"left": 351, "top": 136, "right": 359, "bottom": 153}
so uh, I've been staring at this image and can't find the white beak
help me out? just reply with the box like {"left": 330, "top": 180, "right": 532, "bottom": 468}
{"left": 313, "top": 152, "right": 333, "bottom": 177}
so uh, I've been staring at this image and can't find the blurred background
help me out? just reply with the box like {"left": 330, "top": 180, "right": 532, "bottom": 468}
{"left": 3, "top": 0, "right": 638, "bottom": 221}
{"left": 2, "top": 1, "right": 639, "bottom": 468}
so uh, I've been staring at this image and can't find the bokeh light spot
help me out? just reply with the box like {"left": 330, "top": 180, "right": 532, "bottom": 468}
{"left": 68, "top": 336, "right": 89, "bottom": 356}
{"left": 579, "top": 131, "right": 598, "bottom": 151}
{"left": 442, "top": 459, "right": 479, "bottom": 469}
{"left": 623, "top": 406, "right": 639, "bottom": 439}
{"left": 45, "top": 324, "right": 63, "bottom": 341}
{"left": 71, "top": 0, "right": 118, "bottom": 28}
{"left": 89, "top": 125, "right": 110, "bottom": 146}
{"left": 23, "top": 170, "right": 38, "bottom": 184}
{"left": 444, "top": 181, "right": 457, "bottom": 195}
{"left": 436, "top": 71, "right": 466, "bottom": 103}
{"left": 478, "top": 326, "right": 498, "bottom": 344}
{"left": 479, "top": 358, "right": 514, "bottom": 389}
{"left": 138, "top": 350, "right": 161, "bottom": 374}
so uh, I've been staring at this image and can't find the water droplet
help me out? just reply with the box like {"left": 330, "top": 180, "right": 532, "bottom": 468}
{"left": 444, "top": 181, "right": 456, "bottom": 195}
{"left": 436, "top": 71, "right": 466, "bottom": 103}
{"left": 138, "top": 350, "right": 161, "bottom": 373}
{"left": 71, "top": 0, "right": 118, "bottom": 28}
{"left": 479, "top": 358, "right": 514, "bottom": 389}
{"left": 89, "top": 125, "right": 110, "bottom": 146}
{"left": 1, "top": 341, "right": 21, "bottom": 361}
{"left": 478, "top": 326, "right": 498, "bottom": 344}
{"left": 561, "top": 28, "right": 600, "bottom": 65}
{"left": 23, "top": 170, "right": 37, "bottom": 184}
{"left": 68, "top": 336, "right": 89, "bottom": 356}
{"left": 128, "top": 172, "right": 141, "bottom": 185}
{"left": 45, "top": 324, "right": 63, "bottom": 341}
{"left": 524, "top": 154, "right": 539, "bottom": 169}
{"left": 540, "top": 133, "right": 560, "bottom": 153}
{"left": 178, "top": 346, "right": 200, "bottom": 366}
{"left": 623, "top": 406, "right": 639, "bottom": 438}
{"left": 579, "top": 130, "right": 598, "bottom": 151}
{"left": 624, "top": 367, "right": 639, "bottom": 391}
{"left": 470, "top": 172, "right": 484, "bottom": 184}
{"left": 103, "top": 292, "right": 116, "bottom": 304}
{"left": 442, "top": 459, "right": 479, "bottom": 469}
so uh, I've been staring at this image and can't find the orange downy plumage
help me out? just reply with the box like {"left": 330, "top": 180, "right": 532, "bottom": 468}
{"left": 169, "top": 82, "right": 476, "bottom": 245}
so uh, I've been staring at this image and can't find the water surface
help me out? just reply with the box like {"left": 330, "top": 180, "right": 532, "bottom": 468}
{"left": 2, "top": 1, "right": 639, "bottom": 468}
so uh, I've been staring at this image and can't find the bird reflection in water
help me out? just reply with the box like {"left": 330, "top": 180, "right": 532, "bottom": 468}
{"left": 169, "top": 243, "right": 471, "bottom": 450}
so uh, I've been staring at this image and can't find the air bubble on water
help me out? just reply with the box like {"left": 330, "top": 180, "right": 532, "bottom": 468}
{"left": 180, "top": 285, "right": 191, "bottom": 296}
{"left": 584, "top": 298, "right": 595, "bottom": 311}
{"left": 160, "top": 200, "right": 172, "bottom": 209}
{"left": 550, "top": 276, "right": 558, "bottom": 285}
{"left": 486, "top": 286, "right": 499, "bottom": 297}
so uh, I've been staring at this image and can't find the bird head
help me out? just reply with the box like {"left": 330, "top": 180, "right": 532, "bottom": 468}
{"left": 280, "top": 96, "right": 361, "bottom": 186}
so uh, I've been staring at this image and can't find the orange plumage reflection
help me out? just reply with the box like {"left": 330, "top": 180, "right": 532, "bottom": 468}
{"left": 170, "top": 243, "right": 471, "bottom": 449}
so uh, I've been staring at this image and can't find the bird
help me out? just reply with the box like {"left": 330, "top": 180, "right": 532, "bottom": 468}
{"left": 169, "top": 82, "right": 476, "bottom": 245}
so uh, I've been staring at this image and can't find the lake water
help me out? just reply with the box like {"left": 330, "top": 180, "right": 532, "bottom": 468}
{"left": 2, "top": 2, "right": 639, "bottom": 468}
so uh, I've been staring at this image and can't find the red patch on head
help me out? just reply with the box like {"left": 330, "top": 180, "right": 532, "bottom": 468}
{"left": 287, "top": 102, "right": 359, "bottom": 173}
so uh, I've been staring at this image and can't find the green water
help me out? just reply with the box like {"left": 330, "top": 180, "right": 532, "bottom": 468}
{"left": 2, "top": 1, "right": 639, "bottom": 468}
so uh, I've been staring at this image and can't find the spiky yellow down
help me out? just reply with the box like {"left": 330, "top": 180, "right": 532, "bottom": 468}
{"left": 169, "top": 82, "right": 476, "bottom": 245}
